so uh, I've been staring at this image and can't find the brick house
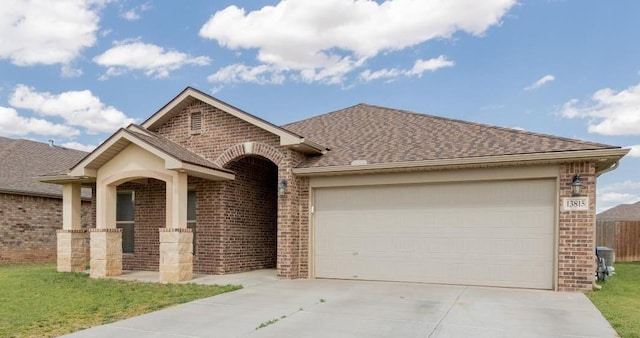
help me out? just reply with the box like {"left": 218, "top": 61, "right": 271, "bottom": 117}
{"left": 0, "top": 137, "right": 92, "bottom": 264}
{"left": 41, "top": 87, "right": 628, "bottom": 291}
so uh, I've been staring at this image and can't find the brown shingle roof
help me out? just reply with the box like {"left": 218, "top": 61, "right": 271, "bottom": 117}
{"left": 283, "top": 103, "right": 619, "bottom": 168}
{"left": 0, "top": 137, "right": 90, "bottom": 198}
{"left": 597, "top": 202, "right": 640, "bottom": 221}
{"left": 124, "top": 127, "right": 229, "bottom": 172}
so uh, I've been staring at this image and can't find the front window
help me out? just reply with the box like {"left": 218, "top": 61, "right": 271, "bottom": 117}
{"left": 116, "top": 191, "right": 135, "bottom": 253}
{"left": 187, "top": 190, "right": 196, "bottom": 254}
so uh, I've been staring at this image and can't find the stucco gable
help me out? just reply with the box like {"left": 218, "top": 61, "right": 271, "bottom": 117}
{"left": 40, "top": 127, "right": 234, "bottom": 184}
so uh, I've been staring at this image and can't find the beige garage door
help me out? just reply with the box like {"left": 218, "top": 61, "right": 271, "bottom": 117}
{"left": 314, "top": 179, "right": 555, "bottom": 289}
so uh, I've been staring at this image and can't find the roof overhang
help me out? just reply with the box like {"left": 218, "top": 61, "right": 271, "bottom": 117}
{"left": 39, "top": 128, "right": 235, "bottom": 185}
{"left": 38, "top": 175, "right": 96, "bottom": 185}
{"left": 292, "top": 148, "right": 630, "bottom": 176}
{"left": 142, "top": 87, "right": 327, "bottom": 155}
{"left": 0, "top": 187, "right": 92, "bottom": 200}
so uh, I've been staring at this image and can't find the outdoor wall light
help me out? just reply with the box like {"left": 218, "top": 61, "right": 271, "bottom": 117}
{"left": 278, "top": 179, "right": 288, "bottom": 197}
{"left": 571, "top": 173, "right": 583, "bottom": 196}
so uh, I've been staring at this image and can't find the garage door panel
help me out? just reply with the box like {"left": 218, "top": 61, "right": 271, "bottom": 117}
{"left": 314, "top": 179, "right": 555, "bottom": 289}
{"left": 315, "top": 254, "right": 552, "bottom": 288}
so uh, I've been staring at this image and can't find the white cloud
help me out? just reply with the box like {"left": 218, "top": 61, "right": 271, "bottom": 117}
{"left": 408, "top": 56, "right": 456, "bottom": 76}
{"left": 120, "top": 2, "right": 151, "bottom": 21}
{"left": 121, "top": 9, "right": 140, "bottom": 21}
{"left": 101, "top": 29, "right": 113, "bottom": 37}
{"left": 0, "top": 106, "right": 79, "bottom": 137}
{"left": 61, "top": 141, "right": 97, "bottom": 152}
{"left": 200, "top": 0, "right": 515, "bottom": 85}
{"left": 600, "top": 180, "right": 640, "bottom": 193}
{"left": 360, "top": 68, "right": 403, "bottom": 82}
{"left": 597, "top": 180, "right": 640, "bottom": 213}
{"left": 524, "top": 74, "right": 555, "bottom": 91}
{"left": 8, "top": 85, "right": 135, "bottom": 134}
{"left": 628, "top": 145, "right": 640, "bottom": 157}
{"left": 207, "top": 64, "right": 285, "bottom": 85}
{"left": 360, "top": 56, "right": 454, "bottom": 82}
{"left": 61, "top": 64, "right": 83, "bottom": 78}
{"left": 0, "top": 0, "right": 106, "bottom": 65}
{"left": 94, "top": 40, "right": 211, "bottom": 79}
{"left": 599, "top": 192, "right": 639, "bottom": 203}
{"left": 560, "top": 82, "right": 640, "bottom": 135}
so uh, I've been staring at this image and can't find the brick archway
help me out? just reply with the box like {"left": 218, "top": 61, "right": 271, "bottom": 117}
{"left": 214, "top": 142, "right": 285, "bottom": 168}
{"left": 214, "top": 143, "right": 281, "bottom": 274}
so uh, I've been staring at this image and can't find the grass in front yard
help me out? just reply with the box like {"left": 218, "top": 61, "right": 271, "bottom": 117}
{"left": 587, "top": 262, "right": 640, "bottom": 338}
{"left": 0, "top": 263, "right": 241, "bottom": 338}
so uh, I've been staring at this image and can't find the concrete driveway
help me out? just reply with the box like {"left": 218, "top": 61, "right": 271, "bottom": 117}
{"left": 63, "top": 279, "right": 617, "bottom": 338}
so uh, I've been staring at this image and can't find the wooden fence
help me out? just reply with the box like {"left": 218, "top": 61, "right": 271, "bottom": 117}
{"left": 596, "top": 220, "right": 640, "bottom": 262}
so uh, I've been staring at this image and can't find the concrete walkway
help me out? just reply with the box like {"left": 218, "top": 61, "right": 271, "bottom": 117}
{"left": 109, "top": 269, "right": 278, "bottom": 287}
{"left": 63, "top": 277, "right": 618, "bottom": 338}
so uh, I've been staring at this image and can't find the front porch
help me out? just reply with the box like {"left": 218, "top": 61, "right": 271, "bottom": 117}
{"left": 44, "top": 124, "right": 304, "bottom": 283}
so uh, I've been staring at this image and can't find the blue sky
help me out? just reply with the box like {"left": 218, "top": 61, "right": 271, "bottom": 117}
{"left": 0, "top": 0, "right": 639, "bottom": 211}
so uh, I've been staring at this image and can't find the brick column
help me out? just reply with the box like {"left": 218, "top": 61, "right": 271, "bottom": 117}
{"left": 58, "top": 183, "right": 86, "bottom": 272}
{"left": 89, "top": 228, "right": 122, "bottom": 278}
{"left": 277, "top": 150, "right": 308, "bottom": 279}
{"left": 57, "top": 230, "right": 87, "bottom": 272}
{"left": 558, "top": 161, "right": 597, "bottom": 292}
{"left": 159, "top": 228, "right": 193, "bottom": 283}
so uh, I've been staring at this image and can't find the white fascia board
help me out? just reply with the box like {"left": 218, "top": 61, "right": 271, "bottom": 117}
{"left": 293, "top": 148, "right": 630, "bottom": 176}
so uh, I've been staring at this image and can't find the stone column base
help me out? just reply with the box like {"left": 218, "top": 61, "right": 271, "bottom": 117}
{"left": 159, "top": 228, "right": 193, "bottom": 283}
{"left": 57, "top": 229, "right": 87, "bottom": 272}
{"left": 89, "top": 229, "right": 122, "bottom": 278}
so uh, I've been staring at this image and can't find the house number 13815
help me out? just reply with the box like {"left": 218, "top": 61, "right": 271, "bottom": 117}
{"left": 562, "top": 197, "right": 589, "bottom": 211}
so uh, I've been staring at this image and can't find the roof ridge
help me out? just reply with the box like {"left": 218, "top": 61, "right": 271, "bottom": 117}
{"left": 356, "top": 103, "right": 617, "bottom": 149}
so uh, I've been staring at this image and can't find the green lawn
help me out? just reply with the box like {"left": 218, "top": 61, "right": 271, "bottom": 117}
{"left": 587, "top": 262, "right": 640, "bottom": 338}
{"left": 0, "top": 264, "right": 241, "bottom": 338}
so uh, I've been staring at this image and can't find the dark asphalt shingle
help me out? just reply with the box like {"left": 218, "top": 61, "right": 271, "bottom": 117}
{"left": 123, "top": 128, "right": 230, "bottom": 172}
{"left": 597, "top": 202, "right": 640, "bottom": 221}
{"left": 283, "top": 103, "right": 619, "bottom": 168}
{"left": 0, "top": 137, "right": 89, "bottom": 198}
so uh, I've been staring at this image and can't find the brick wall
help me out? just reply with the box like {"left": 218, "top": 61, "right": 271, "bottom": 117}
{"left": 558, "top": 161, "right": 597, "bottom": 292}
{"left": 0, "top": 192, "right": 92, "bottom": 264}
{"left": 218, "top": 156, "right": 278, "bottom": 273}
{"left": 189, "top": 177, "right": 223, "bottom": 274}
{"left": 152, "top": 100, "right": 308, "bottom": 278}
{"left": 153, "top": 100, "right": 282, "bottom": 159}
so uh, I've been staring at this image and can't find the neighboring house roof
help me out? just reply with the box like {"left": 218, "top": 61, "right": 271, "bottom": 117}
{"left": 0, "top": 137, "right": 90, "bottom": 198}
{"left": 283, "top": 103, "right": 624, "bottom": 170}
{"left": 597, "top": 202, "right": 640, "bottom": 221}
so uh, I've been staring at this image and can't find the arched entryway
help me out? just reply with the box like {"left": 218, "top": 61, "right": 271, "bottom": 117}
{"left": 219, "top": 155, "right": 278, "bottom": 273}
